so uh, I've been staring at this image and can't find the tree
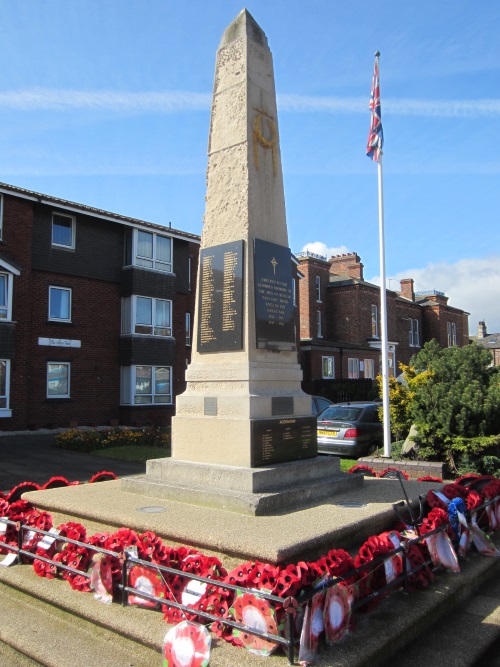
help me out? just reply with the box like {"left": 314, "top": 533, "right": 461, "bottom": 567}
{"left": 408, "top": 340, "right": 500, "bottom": 461}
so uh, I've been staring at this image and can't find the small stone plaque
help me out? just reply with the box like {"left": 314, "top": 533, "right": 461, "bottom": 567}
{"left": 271, "top": 396, "right": 294, "bottom": 416}
{"left": 204, "top": 397, "right": 218, "bottom": 416}
{"left": 251, "top": 416, "right": 317, "bottom": 467}
{"left": 254, "top": 238, "right": 295, "bottom": 351}
{"left": 198, "top": 241, "right": 244, "bottom": 353}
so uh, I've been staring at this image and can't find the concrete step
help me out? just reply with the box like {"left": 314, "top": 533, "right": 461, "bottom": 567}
{"left": 0, "top": 584, "right": 162, "bottom": 667}
{"left": 0, "top": 639, "right": 42, "bottom": 667}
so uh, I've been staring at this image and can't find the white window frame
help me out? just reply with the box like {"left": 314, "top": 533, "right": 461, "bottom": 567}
{"left": 364, "top": 359, "right": 375, "bottom": 379}
{"left": 186, "top": 312, "right": 191, "bottom": 346}
{"left": 317, "top": 310, "right": 322, "bottom": 338}
{"left": 0, "top": 359, "right": 12, "bottom": 417}
{"left": 48, "top": 286, "right": 72, "bottom": 322}
{"left": 121, "top": 295, "right": 172, "bottom": 337}
{"left": 120, "top": 365, "right": 172, "bottom": 405}
{"left": 322, "top": 356, "right": 335, "bottom": 379}
{"left": 133, "top": 229, "right": 172, "bottom": 273}
{"left": 46, "top": 362, "right": 71, "bottom": 398}
{"left": 0, "top": 271, "right": 14, "bottom": 321}
{"left": 315, "top": 276, "right": 321, "bottom": 302}
{"left": 410, "top": 318, "right": 420, "bottom": 347}
{"left": 371, "top": 304, "right": 379, "bottom": 338}
{"left": 447, "top": 322, "right": 457, "bottom": 347}
{"left": 348, "top": 358, "right": 360, "bottom": 379}
{"left": 52, "top": 213, "right": 75, "bottom": 249}
{"left": 0, "top": 194, "right": 3, "bottom": 241}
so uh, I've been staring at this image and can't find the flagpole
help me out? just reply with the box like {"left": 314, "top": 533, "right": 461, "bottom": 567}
{"left": 367, "top": 50, "right": 391, "bottom": 458}
{"left": 377, "top": 151, "right": 391, "bottom": 458}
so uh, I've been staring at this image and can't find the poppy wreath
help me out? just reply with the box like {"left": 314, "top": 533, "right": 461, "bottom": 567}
{"left": 347, "top": 465, "right": 377, "bottom": 477}
{"left": 5, "top": 482, "right": 41, "bottom": 504}
{"left": 417, "top": 476, "right": 443, "bottom": 483}
{"left": 379, "top": 468, "right": 410, "bottom": 480}
{"left": 89, "top": 471, "right": 118, "bottom": 483}
{"left": 42, "top": 476, "right": 71, "bottom": 490}
{"left": 403, "top": 542, "right": 434, "bottom": 592}
{"left": 482, "top": 479, "right": 500, "bottom": 531}
{"left": 426, "top": 489, "right": 449, "bottom": 511}
{"left": 353, "top": 533, "right": 400, "bottom": 611}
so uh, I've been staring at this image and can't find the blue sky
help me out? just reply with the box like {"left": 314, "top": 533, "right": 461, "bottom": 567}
{"left": 1, "top": 0, "right": 499, "bottom": 333}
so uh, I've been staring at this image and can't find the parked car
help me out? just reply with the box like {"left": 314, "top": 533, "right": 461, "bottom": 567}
{"left": 311, "top": 395, "right": 334, "bottom": 416}
{"left": 317, "top": 401, "right": 383, "bottom": 457}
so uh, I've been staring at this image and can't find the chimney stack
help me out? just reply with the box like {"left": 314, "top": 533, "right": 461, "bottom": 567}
{"left": 477, "top": 321, "right": 487, "bottom": 339}
{"left": 400, "top": 278, "right": 414, "bottom": 301}
{"left": 329, "top": 252, "right": 364, "bottom": 280}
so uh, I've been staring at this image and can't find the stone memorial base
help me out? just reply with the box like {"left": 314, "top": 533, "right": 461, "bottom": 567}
{"left": 121, "top": 456, "right": 363, "bottom": 516}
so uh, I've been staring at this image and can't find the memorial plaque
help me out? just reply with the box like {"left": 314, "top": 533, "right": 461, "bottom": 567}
{"left": 198, "top": 240, "right": 244, "bottom": 353}
{"left": 254, "top": 238, "right": 295, "bottom": 350}
{"left": 251, "top": 416, "right": 317, "bottom": 467}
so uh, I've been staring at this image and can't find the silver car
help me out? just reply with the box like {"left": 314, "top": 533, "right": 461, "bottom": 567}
{"left": 317, "top": 402, "right": 383, "bottom": 457}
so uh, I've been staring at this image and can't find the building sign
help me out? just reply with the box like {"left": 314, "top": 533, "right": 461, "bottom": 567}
{"left": 38, "top": 338, "right": 81, "bottom": 348}
{"left": 254, "top": 238, "right": 295, "bottom": 351}
{"left": 251, "top": 417, "right": 317, "bottom": 466}
{"left": 197, "top": 240, "right": 244, "bottom": 353}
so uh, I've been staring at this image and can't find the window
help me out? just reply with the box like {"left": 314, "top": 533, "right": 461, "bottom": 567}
{"left": 447, "top": 322, "right": 457, "bottom": 347}
{"left": 315, "top": 276, "right": 321, "bottom": 302}
{"left": 135, "top": 230, "right": 172, "bottom": 273}
{"left": 0, "top": 359, "right": 11, "bottom": 416}
{"left": 186, "top": 312, "right": 191, "bottom": 346}
{"left": 120, "top": 365, "right": 172, "bottom": 405}
{"left": 0, "top": 273, "right": 10, "bottom": 320}
{"left": 317, "top": 310, "right": 322, "bottom": 338}
{"left": 409, "top": 318, "right": 420, "bottom": 347}
{"left": 348, "top": 358, "right": 360, "bottom": 379}
{"left": 371, "top": 304, "right": 379, "bottom": 338}
{"left": 0, "top": 194, "right": 3, "bottom": 240}
{"left": 47, "top": 363, "right": 70, "bottom": 398}
{"left": 364, "top": 359, "right": 375, "bottom": 379}
{"left": 121, "top": 296, "right": 172, "bottom": 337}
{"left": 52, "top": 213, "right": 75, "bottom": 249}
{"left": 322, "top": 356, "right": 335, "bottom": 379}
{"left": 49, "top": 287, "right": 72, "bottom": 322}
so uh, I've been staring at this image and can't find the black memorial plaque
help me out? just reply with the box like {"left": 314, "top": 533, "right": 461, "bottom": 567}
{"left": 197, "top": 240, "right": 244, "bottom": 353}
{"left": 251, "top": 416, "right": 317, "bottom": 467}
{"left": 254, "top": 238, "right": 295, "bottom": 351}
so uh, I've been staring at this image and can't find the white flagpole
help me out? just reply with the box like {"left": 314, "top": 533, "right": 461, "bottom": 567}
{"left": 377, "top": 151, "right": 391, "bottom": 458}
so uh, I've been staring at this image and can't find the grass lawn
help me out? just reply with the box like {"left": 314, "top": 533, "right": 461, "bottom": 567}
{"left": 93, "top": 446, "right": 358, "bottom": 471}
{"left": 90, "top": 445, "right": 170, "bottom": 464}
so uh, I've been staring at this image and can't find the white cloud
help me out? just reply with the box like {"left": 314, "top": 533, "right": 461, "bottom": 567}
{"left": 0, "top": 88, "right": 499, "bottom": 118}
{"left": 300, "top": 241, "right": 351, "bottom": 259}
{"left": 0, "top": 89, "right": 211, "bottom": 112}
{"left": 278, "top": 95, "right": 500, "bottom": 117}
{"left": 369, "top": 256, "right": 500, "bottom": 334}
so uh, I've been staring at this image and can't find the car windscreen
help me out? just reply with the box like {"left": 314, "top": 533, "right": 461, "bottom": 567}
{"left": 319, "top": 407, "right": 363, "bottom": 422}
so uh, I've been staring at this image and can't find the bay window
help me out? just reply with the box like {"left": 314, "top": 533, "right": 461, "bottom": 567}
{"left": 120, "top": 365, "right": 172, "bottom": 405}
{"left": 122, "top": 296, "right": 172, "bottom": 337}
{"left": 135, "top": 230, "right": 172, "bottom": 273}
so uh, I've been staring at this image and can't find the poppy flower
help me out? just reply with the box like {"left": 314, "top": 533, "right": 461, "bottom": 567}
{"left": 163, "top": 621, "right": 211, "bottom": 667}
{"left": 231, "top": 592, "right": 279, "bottom": 656}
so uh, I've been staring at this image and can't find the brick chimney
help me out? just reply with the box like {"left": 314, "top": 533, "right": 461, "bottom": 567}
{"left": 329, "top": 253, "right": 364, "bottom": 280}
{"left": 400, "top": 278, "right": 414, "bottom": 301}
{"left": 477, "top": 321, "right": 487, "bottom": 339}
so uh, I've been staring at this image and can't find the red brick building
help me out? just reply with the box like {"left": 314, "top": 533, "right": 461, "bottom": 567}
{"left": 0, "top": 182, "right": 199, "bottom": 431}
{"left": 296, "top": 250, "right": 469, "bottom": 396}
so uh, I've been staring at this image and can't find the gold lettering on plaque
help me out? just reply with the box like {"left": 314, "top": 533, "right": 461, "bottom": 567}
{"left": 253, "top": 113, "right": 277, "bottom": 176}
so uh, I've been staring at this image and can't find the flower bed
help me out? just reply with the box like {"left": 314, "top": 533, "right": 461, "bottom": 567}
{"left": 54, "top": 426, "right": 170, "bottom": 453}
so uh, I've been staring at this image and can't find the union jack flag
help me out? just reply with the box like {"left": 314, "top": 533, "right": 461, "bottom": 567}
{"left": 366, "top": 52, "right": 383, "bottom": 162}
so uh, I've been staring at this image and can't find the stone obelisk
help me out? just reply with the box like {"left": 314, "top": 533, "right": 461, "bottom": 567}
{"left": 123, "top": 10, "right": 361, "bottom": 514}
{"left": 172, "top": 9, "right": 312, "bottom": 466}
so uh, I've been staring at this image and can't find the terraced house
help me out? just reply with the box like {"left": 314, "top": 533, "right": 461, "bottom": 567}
{"left": 0, "top": 182, "right": 199, "bottom": 431}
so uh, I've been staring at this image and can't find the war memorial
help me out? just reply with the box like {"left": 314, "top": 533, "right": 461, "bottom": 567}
{"left": 1, "top": 10, "right": 498, "bottom": 667}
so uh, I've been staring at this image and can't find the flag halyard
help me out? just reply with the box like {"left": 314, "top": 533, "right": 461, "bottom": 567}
{"left": 366, "top": 53, "right": 383, "bottom": 162}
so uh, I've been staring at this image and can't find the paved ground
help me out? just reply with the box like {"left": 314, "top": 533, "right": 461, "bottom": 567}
{"left": 0, "top": 432, "right": 144, "bottom": 493}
